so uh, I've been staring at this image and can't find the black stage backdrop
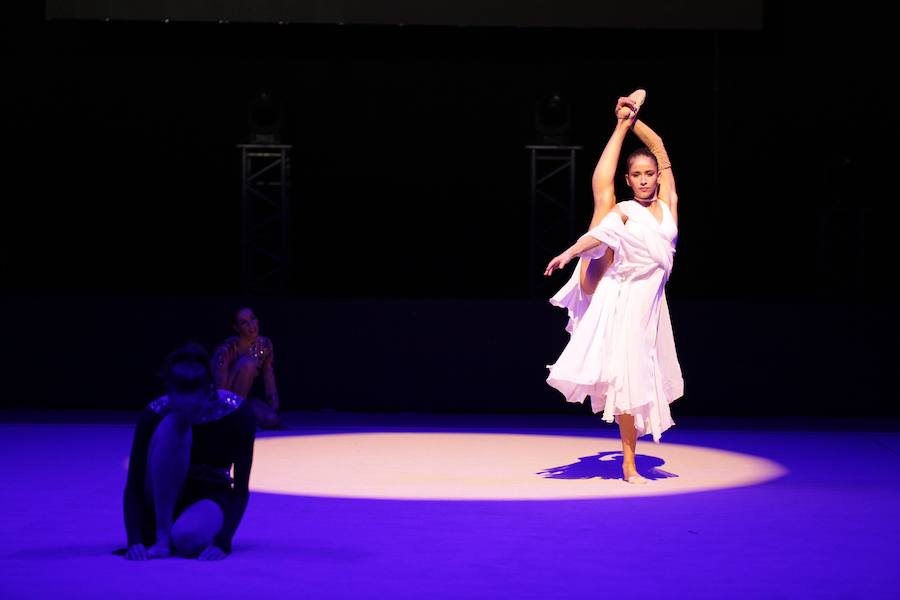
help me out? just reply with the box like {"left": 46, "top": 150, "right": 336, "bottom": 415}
{"left": 46, "top": 0, "right": 762, "bottom": 30}
{"left": 1, "top": 4, "right": 895, "bottom": 414}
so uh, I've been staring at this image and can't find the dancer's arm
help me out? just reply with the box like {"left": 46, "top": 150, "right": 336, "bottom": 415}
{"left": 123, "top": 409, "right": 162, "bottom": 559}
{"left": 631, "top": 118, "right": 678, "bottom": 221}
{"left": 212, "top": 340, "right": 236, "bottom": 390}
{"left": 211, "top": 407, "right": 256, "bottom": 555}
{"left": 545, "top": 209, "right": 627, "bottom": 276}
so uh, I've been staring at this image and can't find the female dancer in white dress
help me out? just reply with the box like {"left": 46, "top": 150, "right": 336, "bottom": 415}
{"left": 544, "top": 91, "right": 683, "bottom": 484}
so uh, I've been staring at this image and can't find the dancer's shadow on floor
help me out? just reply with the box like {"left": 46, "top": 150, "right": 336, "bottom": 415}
{"left": 538, "top": 452, "right": 678, "bottom": 481}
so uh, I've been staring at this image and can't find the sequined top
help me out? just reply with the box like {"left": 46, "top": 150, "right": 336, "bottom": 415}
{"left": 212, "top": 336, "right": 278, "bottom": 408}
{"left": 213, "top": 336, "right": 274, "bottom": 370}
{"left": 149, "top": 389, "right": 243, "bottom": 424}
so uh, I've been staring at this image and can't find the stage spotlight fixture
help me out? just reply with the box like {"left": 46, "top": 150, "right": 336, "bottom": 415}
{"left": 248, "top": 89, "right": 284, "bottom": 144}
{"left": 535, "top": 93, "right": 572, "bottom": 145}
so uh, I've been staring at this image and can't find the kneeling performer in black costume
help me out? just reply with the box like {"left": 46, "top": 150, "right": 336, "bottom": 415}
{"left": 122, "top": 343, "right": 256, "bottom": 561}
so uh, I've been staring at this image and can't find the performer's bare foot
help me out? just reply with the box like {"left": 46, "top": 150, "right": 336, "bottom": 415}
{"left": 623, "top": 466, "right": 648, "bottom": 484}
{"left": 616, "top": 89, "right": 647, "bottom": 121}
{"left": 147, "top": 540, "right": 172, "bottom": 558}
{"left": 627, "top": 89, "right": 646, "bottom": 114}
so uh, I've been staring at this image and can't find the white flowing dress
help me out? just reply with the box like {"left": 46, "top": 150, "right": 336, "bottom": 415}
{"left": 547, "top": 200, "right": 684, "bottom": 442}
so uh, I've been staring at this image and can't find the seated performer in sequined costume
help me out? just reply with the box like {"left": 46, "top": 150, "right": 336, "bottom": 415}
{"left": 212, "top": 307, "right": 281, "bottom": 429}
{"left": 122, "top": 343, "right": 256, "bottom": 560}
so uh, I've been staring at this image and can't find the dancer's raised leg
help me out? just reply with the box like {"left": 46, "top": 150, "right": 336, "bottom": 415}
{"left": 579, "top": 90, "right": 643, "bottom": 294}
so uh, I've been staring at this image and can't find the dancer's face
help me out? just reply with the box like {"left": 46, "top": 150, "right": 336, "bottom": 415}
{"left": 234, "top": 308, "right": 259, "bottom": 340}
{"left": 625, "top": 156, "right": 659, "bottom": 201}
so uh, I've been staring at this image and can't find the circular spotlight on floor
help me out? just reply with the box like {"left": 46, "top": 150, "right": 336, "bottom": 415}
{"left": 249, "top": 433, "right": 786, "bottom": 500}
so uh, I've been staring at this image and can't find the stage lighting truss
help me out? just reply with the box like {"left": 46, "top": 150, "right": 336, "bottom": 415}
{"left": 238, "top": 144, "right": 292, "bottom": 293}
{"left": 526, "top": 144, "right": 581, "bottom": 297}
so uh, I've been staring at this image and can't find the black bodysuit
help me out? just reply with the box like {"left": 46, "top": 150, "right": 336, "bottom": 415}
{"left": 123, "top": 391, "right": 256, "bottom": 554}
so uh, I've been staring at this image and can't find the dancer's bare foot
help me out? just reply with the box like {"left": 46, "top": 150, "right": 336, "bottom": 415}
{"left": 623, "top": 466, "right": 648, "bottom": 484}
{"left": 124, "top": 543, "right": 149, "bottom": 561}
{"left": 147, "top": 540, "right": 172, "bottom": 558}
{"left": 628, "top": 89, "right": 646, "bottom": 110}
{"left": 615, "top": 89, "right": 646, "bottom": 121}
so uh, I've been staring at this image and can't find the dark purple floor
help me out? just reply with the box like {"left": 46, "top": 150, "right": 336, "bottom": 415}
{"left": 1, "top": 412, "right": 898, "bottom": 599}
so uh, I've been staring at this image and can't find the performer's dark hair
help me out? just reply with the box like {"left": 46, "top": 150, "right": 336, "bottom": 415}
{"left": 233, "top": 307, "right": 255, "bottom": 325}
{"left": 162, "top": 342, "right": 213, "bottom": 395}
{"left": 626, "top": 147, "right": 659, "bottom": 170}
